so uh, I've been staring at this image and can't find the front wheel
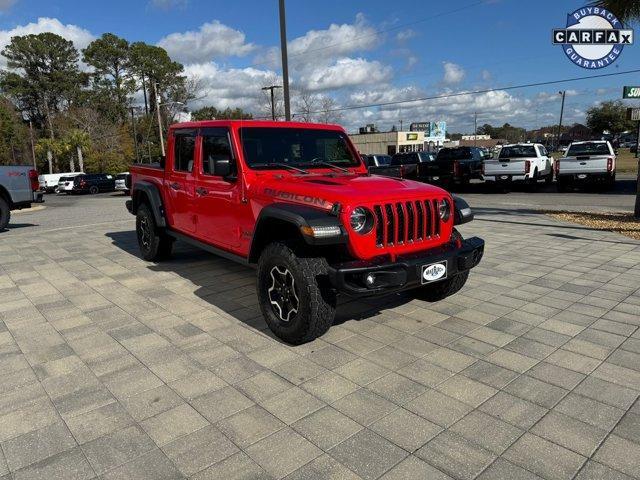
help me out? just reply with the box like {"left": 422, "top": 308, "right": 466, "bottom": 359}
{"left": 257, "top": 242, "right": 336, "bottom": 345}
{"left": 0, "top": 197, "right": 10, "bottom": 231}
{"left": 136, "top": 203, "right": 173, "bottom": 261}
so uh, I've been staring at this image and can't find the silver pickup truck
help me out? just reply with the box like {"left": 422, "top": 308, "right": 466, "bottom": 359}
{"left": 0, "top": 165, "right": 43, "bottom": 230}
{"left": 556, "top": 141, "right": 616, "bottom": 191}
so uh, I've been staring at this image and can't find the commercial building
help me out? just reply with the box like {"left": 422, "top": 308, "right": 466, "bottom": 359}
{"left": 349, "top": 131, "right": 425, "bottom": 155}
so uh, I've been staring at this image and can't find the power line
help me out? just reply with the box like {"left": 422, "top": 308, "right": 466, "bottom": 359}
{"left": 300, "top": 68, "right": 640, "bottom": 115}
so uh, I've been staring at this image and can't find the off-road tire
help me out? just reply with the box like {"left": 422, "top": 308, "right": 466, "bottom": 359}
{"left": 257, "top": 242, "right": 336, "bottom": 345}
{"left": 545, "top": 168, "right": 554, "bottom": 184}
{"left": 0, "top": 197, "right": 10, "bottom": 231}
{"left": 557, "top": 177, "right": 569, "bottom": 192}
{"left": 411, "top": 229, "right": 470, "bottom": 302}
{"left": 136, "top": 203, "right": 173, "bottom": 261}
{"left": 89, "top": 185, "right": 99, "bottom": 194}
{"left": 528, "top": 168, "right": 539, "bottom": 192}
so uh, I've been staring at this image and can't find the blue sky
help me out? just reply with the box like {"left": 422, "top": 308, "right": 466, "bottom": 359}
{"left": 1, "top": 0, "right": 639, "bottom": 132}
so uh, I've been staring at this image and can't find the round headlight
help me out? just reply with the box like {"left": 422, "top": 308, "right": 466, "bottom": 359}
{"left": 350, "top": 207, "right": 374, "bottom": 234}
{"left": 439, "top": 198, "right": 451, "bottom": 221}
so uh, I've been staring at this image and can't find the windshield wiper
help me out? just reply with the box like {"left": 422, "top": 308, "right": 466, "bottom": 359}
{"left": 253, "top": 162, "right": 309, "bottom": 174}
{"left": 308, "top": 158, "right": 349, "bottom": 172}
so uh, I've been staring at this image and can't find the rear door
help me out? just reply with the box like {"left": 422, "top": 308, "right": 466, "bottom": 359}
{"left": 165, "top": 129, "right": 197, "bottom": 233}
{"left": 193, "top": 127, "right": 244, "bottom": 249}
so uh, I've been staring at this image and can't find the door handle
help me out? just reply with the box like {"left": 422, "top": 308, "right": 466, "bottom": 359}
{"left": 169, "top": 182, "right": 180, "bottom": 190}
{"left": 195, "top": 187, "right": 208, "bottom": 196}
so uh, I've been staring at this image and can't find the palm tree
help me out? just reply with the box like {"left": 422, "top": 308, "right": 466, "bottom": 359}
{"left": 65, "top": 129, "right": 91, "bottom": 172}
{"left": 593, "top": 1, "right": 640, "bottom": 217}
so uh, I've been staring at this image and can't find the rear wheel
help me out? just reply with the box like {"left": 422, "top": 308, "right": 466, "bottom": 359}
{"left": 545, "top": 168, "right": 554, "bottom": 184}
{"left": 410, "top": 229, "right": 470, "bottom": 302}
{"left": 0, "top": 197, "right": 10, "bottom": 231}
{"left": 557, "top": 177, "right": 570, "bottom": 192}
{"left": 89, "top": 185, "right": 99, "bottom": 194}
{"left": 257, "top": 242, "right": 336, "bottom": 345}
{"left": 136, "top": 203, "right": 173, "bottom": 261}
{"left": 528, "top": 168, "right": 539, "bottom": 191}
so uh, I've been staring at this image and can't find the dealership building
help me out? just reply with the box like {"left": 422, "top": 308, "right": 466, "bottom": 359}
{"left": 349, "top": 130, "right": 425, "bottom": 155}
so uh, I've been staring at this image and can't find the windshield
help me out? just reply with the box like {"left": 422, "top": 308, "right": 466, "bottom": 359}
{"left": 239, "top": 127, "right": 359, "bottom": 169}
{"left": 375, "top": 155, "right": 392, "bottom": 166}
{"left": 418, "top": 152, "right": 435, "bottom": 162}
{"left": 499, "top": 146, "right": 536, "bottom": 158}
{"left": 566, "top": 142, "right": 610, "bottom": 156}
{"left": 436, "top": 148, "right": 472, "bottom": 161}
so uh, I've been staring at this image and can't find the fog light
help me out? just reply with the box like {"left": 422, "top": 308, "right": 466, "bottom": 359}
{"left": 365, "top": 273, "right": 375, "bottom": 287}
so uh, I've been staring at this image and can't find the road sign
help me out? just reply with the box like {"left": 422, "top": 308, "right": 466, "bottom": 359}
{"left": 627, "top": 108, "right": 640, "bottom": 121}
{"left": 623, "top": 86, "right": 640, "bottom": 98}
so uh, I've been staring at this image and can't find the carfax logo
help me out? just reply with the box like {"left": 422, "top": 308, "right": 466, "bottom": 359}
{"left": 553, "top": 7, "right": 633, "bottom": 69}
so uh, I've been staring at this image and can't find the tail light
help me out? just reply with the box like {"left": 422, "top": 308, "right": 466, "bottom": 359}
{"left": 28, "top": 169, "right": 39, "bottom": 191}
{"left": 524, "top": 160, "right": 531, "bottom": 175}
{"left": 453, "top": 161, "right": 460, "bottom": 177}
{"left": 607, "top": 157, "right": 613, "bottom": 172}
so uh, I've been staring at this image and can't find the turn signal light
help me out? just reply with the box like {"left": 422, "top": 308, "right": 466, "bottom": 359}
{"left": 607, "top": 157, "right": 613, "bottom": 172}
{"left": 524, "top": 160, "right": 531, "bottom": 175}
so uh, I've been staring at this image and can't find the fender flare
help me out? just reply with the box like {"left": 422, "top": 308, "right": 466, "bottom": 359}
{"left": 453, "top": 195, "right": 474, "bottom": 225}
{"left": 248, "top": 203, "right": 347, "bottom": 263}
{"left": 131, "top": 181, "right": 166, "bottom": 227}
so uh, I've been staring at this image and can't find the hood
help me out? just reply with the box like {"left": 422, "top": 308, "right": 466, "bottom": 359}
{"left": 249, "top": 172, "right": 449, "bottom": 210}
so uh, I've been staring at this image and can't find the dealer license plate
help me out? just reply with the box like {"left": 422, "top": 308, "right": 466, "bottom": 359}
{"left": 577, "top": 174, "right": 587, "bottom": 179}
{"left": 421, "top": 261, "right": 447, "bottom": 284}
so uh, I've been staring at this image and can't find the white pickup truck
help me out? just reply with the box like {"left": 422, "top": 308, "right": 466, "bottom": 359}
{"left": 483, "top": 143, "right": 553, "bottom": 190}
{"left": 556, "top": 141, "right": 616, "bottom": 191}
{"left": 0, "top": 165, "right": 43, "bottom": 230}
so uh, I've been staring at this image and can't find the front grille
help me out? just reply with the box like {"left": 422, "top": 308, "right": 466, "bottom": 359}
{"left": 373, "top": 199, "right": 441, "bottom": 248}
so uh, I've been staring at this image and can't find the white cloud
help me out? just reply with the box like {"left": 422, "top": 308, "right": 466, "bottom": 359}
{"left": 0, "top": 0, "right": 17, "bottom": 12}
{"left": 442, "top": 62, "right": 465, "bottom": 84}
{"left": 0, "top": 17, "right": 95, "bottom": 68}
{"left": 158, "top": 20, "right": 256, "bottom": 64}
{"left": 396, "top": 29, "right": 417, "bottom": 42}
{"left": 297, "top": 57, "right": 392, "bottom": 92}
{"left": 481, "top": 69, "right": 491, "bottom": 81}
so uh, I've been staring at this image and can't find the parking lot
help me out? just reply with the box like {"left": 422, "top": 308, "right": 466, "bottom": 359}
{"left": 1, "top": 188, "right": 639, "bottom": 480}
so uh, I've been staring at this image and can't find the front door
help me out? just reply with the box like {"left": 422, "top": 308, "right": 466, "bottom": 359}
{"left": 194, "top": 127, "right": 242, "bottom": 248}
{"left": 165, "top": 129, "right": 197, "bottom": 234}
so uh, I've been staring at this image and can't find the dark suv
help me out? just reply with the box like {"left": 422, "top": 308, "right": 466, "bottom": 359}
{"left": 72, "top": 174, "right": 116, "bottom": 194}
{"left": 391, "top": 151, "right": 436, "bottom": 179}
{"left": 421, "top": 147, "right": 485, "bottom": 186}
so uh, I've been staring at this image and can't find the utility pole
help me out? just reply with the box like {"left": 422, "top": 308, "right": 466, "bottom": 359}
{"left": 154, "top": 82, "right": 165, "bottom": 157}
{"left": 474, "top": 112, "right": 478, "bottom": 147}
{"left": 556, "top": 90, "right": 566, "bottom": 150}
{"left": 635, "top": 116, "right": 640, "bottom": 218}
{"left": 131, "top": 107, "right": 140, "bottom": 163}
{"left": 279, "top": 0, "right": 291, "bottom": 121}
{"left": 262, "top": 85, "right": 282, "bottom": 121}
{"left": 28, "top": 120, "right": 36, "bottom": 169}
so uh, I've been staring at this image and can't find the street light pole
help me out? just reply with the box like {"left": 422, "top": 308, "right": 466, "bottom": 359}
{"left": 474, "top": 112, "right": 478, "bottom": 147}
{"left": 556, "top": 90, "right": 566, "bottom": 150}
{"left": 262, "top": 85, "right": 282, "bottom": 121}
{"left": 279, "top": 0, "right": 291, "bottom": 121}
{"left": 153, "top": 82, "right": 165, "bottom": 158}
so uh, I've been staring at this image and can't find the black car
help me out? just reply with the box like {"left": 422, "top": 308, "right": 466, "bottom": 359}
{"left": 390, "top": 151, "right": 436, "bottom": 179}
{"left": 72, "top": 173, "right": 116, "bottom": 194}
{"left": 420, "top": 147, "right": 485, "bottom": 186}
{"left": 361, "top": 154, "right": 403, "bottom": 178}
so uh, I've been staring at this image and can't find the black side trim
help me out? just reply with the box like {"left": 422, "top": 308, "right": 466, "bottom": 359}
{"left": 166, "top": 229, "right": 251, "bottom": 267}
{"left": 131, "top": 181, "right": 166, "bottom": 227}
{"left": 453, "top": 196, "right": 474, "bottom": 225}
{"left": 248, "top": 203, "right": 347, "bottom": 263}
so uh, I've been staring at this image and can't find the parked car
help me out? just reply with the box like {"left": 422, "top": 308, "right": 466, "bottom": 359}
{"left": 38, "top": 172, "right": 79, "bottom": 193}
{"left": 127, "top": 120, "right": 484, "bottom": 344}
{"left": 421, "top": 147, "right": 485, "bottom": 186}
{"left": 361, "top": 154, "right": 402, "bottom": 178}
{"left": 390, "top": 151, "right": 436, "bottom": 179}
{"left": 57, "top": 172, "right": 85, "bottom": 194}
{"left": 556, "top": 140, "right": 616, "bottom": 191}
{"left": 0, "top": 166, "right": 43, "bottom": 230}
{"left": 483, "top": 143, "right": 553, "bottom": 190}
{"left": 71, "top": 173, "right": 116, "bottom": 194}
{"left": 115, "top": 172, "right": 131, "bottom": 194}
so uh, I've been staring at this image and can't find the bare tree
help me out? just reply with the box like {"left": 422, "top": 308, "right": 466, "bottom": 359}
{"left": 317, "top": 96, "right": 342, "bottom": 125}
{"left": 293, "top": 88, "right": 319, "bottom": 122}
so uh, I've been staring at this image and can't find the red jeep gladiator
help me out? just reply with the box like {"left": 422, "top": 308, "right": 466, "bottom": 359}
{"left": 127, "top": 121, "right": 484, "bottom": 344}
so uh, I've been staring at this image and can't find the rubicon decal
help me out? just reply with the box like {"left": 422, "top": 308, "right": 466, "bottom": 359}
{"left": 263, "top": 188, "right": 330, "bottom": 208}
{"left": 553, "top": 7, "right": 633, "bottom": 69}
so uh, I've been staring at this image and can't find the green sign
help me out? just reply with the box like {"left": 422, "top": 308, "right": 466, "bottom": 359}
{"left": 623, "top": 86, "right": 640, "bottom": 98}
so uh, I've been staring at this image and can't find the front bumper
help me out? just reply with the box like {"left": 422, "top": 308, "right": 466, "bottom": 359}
{"left": 328, "top": 236, "right": 484, "bottom": 296}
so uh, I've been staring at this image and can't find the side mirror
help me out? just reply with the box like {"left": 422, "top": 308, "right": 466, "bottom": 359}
{"left": 214, "top": 158, "right": 236, "bottom": 179}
